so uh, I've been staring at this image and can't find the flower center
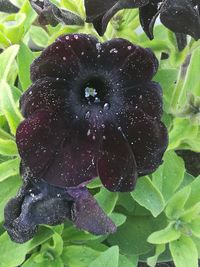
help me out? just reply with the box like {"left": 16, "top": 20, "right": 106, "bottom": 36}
{"left": 81, "top": 77, "right": 108, "bottom": 106}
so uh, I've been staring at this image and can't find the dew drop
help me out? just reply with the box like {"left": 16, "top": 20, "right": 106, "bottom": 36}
{"left": 110, "top": 48, "right": 118, "bottom": 54}
{"left": 127, "top": 46, "right": 132, "bottom": 50}
{"left": 63, "top": 56, "right": 66, "bottom": 60}
{"left": 96, "top": 43, "right": 101, "bottom": 52}
{"left": 103, "top": 103, "right": 110, "bottom": 110}
{"left": 85, "top": 111, "right": 91, "bottom": 119}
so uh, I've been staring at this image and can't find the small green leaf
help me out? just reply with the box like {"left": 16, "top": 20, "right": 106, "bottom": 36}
{"left": 119, "top": 254, "right": 138, "bottom": 267}
{"left": 61, "top": 245, "right": 100, "bottom": 267}
{"left": 0, "top": 226, "right": 54, "bottom": 267}
{"left": 0, "top": 175, "right": 21, "bottom": 222}
{"left": 0, "top": 80, "right": 23, "bottom": 134}
{"left": 185, "top": 176, "right": 200, "bottom": 208}
{"left": 170, "top": 236, "right": 198, "bottom": 267}
{"left": 109, "top": 212, "right": 126, "bottom": 227}
{"left": 189, "top": 217, "right": 200, "bottom": 238}
{"left": 95, "top": 188, "right": 118, "bottom": 214}
{"left": 152, "top": 150, "right": 185, "bottom": 201}
{"left": 0, "top": 138, "right": 18, "bottom": 156}
{"left": 180, "top": 202, "right": 200, "bottom": 222}
{"left": 108, "top": 215, "right": 166, "bottom": 256}
{"left": 17, "top": 42, "right": 35, "bottom": 91}
{"left": 165, "top": 186, "right": 191, "bottom": 219}
{"left": 131, "top": 176, "right": 165, "bottom": 217}
{"left": 89, "top": 246, "right": 119, "bottom": 267}
{"left": 0, "top": 158, "right": 20, "bottom": 181}
{"left": 30, "top": 25, "right": 49, "bottom": 48}
{"left": 0, "top": 45, "right": 19, "bottom": 81}
{"left": 87, "top": 177, "right": 102, "bottom": 189}
{"left": 148, "top": 223, "right": 181, "bottom": 244}
{"left": 147, "top": 244, "right": 166, "bottom": 267}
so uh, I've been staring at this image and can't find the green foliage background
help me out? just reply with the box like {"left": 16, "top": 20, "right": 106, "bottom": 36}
{"left": 0, "top": 1, "right": 200, "bottom": 267}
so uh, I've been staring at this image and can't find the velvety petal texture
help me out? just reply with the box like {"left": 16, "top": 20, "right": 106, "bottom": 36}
{"left": 139, "top": 0, "right": 200, "bottom": 40}
{"left": 4, "top": 180, "right": 116, "bottom": 243}
{"left": 85, "top": 0, "right": 149, "bottom": 35}
{"left": 5, "top": 34, "right": 168, "bottom": 243}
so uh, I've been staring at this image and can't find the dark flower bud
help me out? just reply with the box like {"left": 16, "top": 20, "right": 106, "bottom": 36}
{"left": 0, "top": 0, "right": 19, "bottom": 13}
{"left": 4, "top": 179, "right": 116, "bottom": 243}
{"left": 84, "top": 0, "right": 149, "bottom": 35}
{"left": 139, "top": 0, "right": 200, "bottom": 40}
{"left": 30, "top": 0, "right": 84, "bottom": 27}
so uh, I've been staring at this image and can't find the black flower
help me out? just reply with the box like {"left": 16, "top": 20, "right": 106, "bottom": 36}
{"left": 29, "top": 0, "right": 84, "bottom": 27}
{"left": 84, "top": 0, "right": 149, "bottom": 35}
{"left": 4, "top": 34, "right": 168, "bottom": 242}
{"left": 17, "top": 34, "right": 167, "bottom": 192}
{"left": 0, "top": 0, "right": 19, "bottom": 13}
{"left": 139, "top": 0, "right": 200, "bottom": 40}
{"left": 4, "top": 179, "right": 116, "bottom": 243}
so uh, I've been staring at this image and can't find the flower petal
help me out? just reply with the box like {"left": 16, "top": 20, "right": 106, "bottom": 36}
{"left": 100, "top": 39, "right": 158, "bottom": 83}
{"left": 31, "top": 34, "right": 98, "bottom": 82}
{"left": 98, "top": 124, "right": 137, "bottom": 192}
{"left": 41, "top": 123, "right": 99, "bottom": 188}
{"left": 85, "top": 0, "right": 149, "bottom": 35}
{"left": 20, "top": 77, "right": 68, "bottom": 118}
{"left": 69, "top": 188, "right": 116, "bottom": 235}
{"left": 120, "top": 108, "right": 168, "bottom": 176}
{"left": 160, "top": 0, "right": 200, "bottom": 40}
{"left": 16, "top": 110, "right": 66, "bottom": 176}
{"left": 4, "top": 180, "right": 72, "bottom": 243}
{"left": 123, "top": 81, "right": 163, "bottom": 119}
{"left": 139, "top": 0, "right": 160, "bottom": 39}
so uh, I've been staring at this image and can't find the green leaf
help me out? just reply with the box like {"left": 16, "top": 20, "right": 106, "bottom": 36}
{"left": 87, "top": 177, "right": 102, "bottom": 189}
{"left": 30, "top": 26, "right": 49, "bottom": 48}
{"left": 17, "top": 42, "right": 35, "bottom": 91}
{"left": 185, "top": 176, "right": 200, "bottom": 208}
{"left": 0, "top": 158, "right": 20, "bottom": 181}
{"left": 61, "top": 246, "right": 100, "bottom": 267}
{"left": 108, "top": 215, "right": 166, "bottom": 256}
{"left": 0, "top": 128, "right": 14, "bottom": 140}
{"left": 0, "top": 45, "right": 19, "bottom": 81}
{"left": 147, "top": 244, "right": 166, "bottom": 267}
{"left": 0, "top": 80, "right": 23, "bottom": 134}
{"left": 148, "top": 223, "right": 181, "bottom": 244}
{"left": 131, "top": 176, "right": 165, "bottom": 217}
{"left": 95, "top": 188, "right": 118, "bottom": 214}
{"left": 0, "top": 13, "right": 26, "bottom": 44}
{"left": 165, "top": 186, "right": 191, "bottom": 219}
{"left": 0, "top": 138, "right": 18, "bottom": 156}
{"left": 154, "top": 68, "right": 178, "bottom": 113}
{"left": 22, "top": 255, "right": 63, "bottom": 267}
{"left": 189, "top": 217, "right": 200, "bottom": 238}
{"left": 180, "top": 202, "right": 200, "bottom": 222}
{"left": 152, "top": 150, "right": 185, "bottom": 201}
{"left": 0, "top": 175, "right": 21, "bottom": 222}
{"left": 119, "top": 254, "right": 138, "bottom": 267}
{"left": 109, "top": 212, "right": 126, "bottom": 227}
{"left": 0, "top": 226, "right": 54, "bottom": 267}
{"left": 89, "top": 246, "right": 119, "bottom": 267}
{"left": 170, "top": 236, "right": 198, "bottom": 267}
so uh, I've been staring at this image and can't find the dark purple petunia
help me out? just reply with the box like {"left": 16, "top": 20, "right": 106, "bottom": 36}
{"left": 139, "top": 0, "right": 200, "bottom": 40}
{"left": 18, "top": 34, "right": 167, "bottom": 192}
{"left": 4, "top": 34, "right": 168, "bottom": 242}
{"left": 84, "top": 0, "right": 149, "bottom": 35}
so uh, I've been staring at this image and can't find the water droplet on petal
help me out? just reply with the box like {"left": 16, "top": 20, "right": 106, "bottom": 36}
{"left": 103, "top": 103, "right": 110, "bottom": 110}
{"left": 85, "top": 111, "right": 91, "bottom": 119}
{"left": 110, "top": 48, "right": 118, "bottom": 54}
